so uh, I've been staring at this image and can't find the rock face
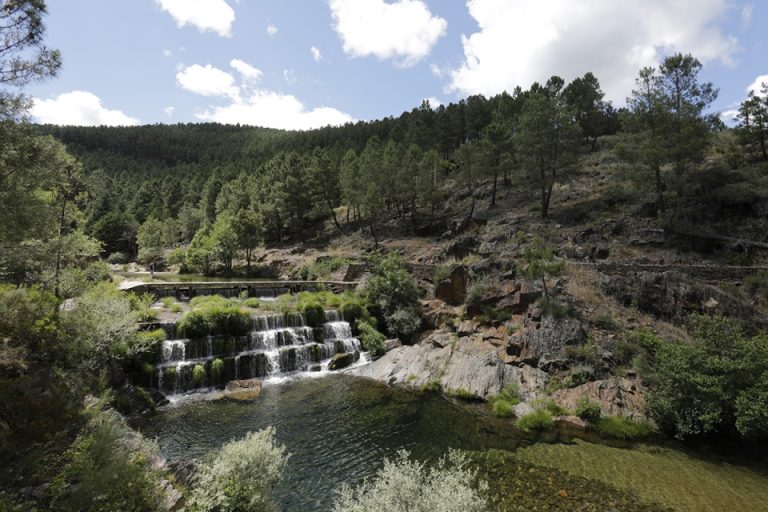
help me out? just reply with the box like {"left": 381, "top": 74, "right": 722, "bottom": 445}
{"left": 601, "top": 271, "right": 767, "bottom": 328}
{"left": 507, "top": 314, "right": 586, "bottom": 370}
{"left": 328, "top": 352, "right": 355, "bottom": 371}
{"left": 353, "top": 329, "right": 549, "bottom": 400}
{"left": 421, "top": 299, "right": 460, "bottom": 329}
{"left": 224, "top": 378, "right": 262, "bottom": 400}
{"left": 434, "top": 265, "right": 469, "bottom": 305}
{"left": 552, "top": 377, "right": 648, "bottom": 420}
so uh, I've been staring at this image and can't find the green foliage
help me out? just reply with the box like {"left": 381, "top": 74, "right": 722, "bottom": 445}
{"left": 163, "top": 367, "right": 177, "bottom": 383}
{"left": 489, "top": 384, "right": 521, "bottom": 417}
{"left": 531, "top": 398, "right": 568, "bottom": 417}
{"left": 293, "top": 257, "right": 345, "bottom": 280}
{"left": 300, "top": 302, "right": 326, "bottom": 328}
{"left": 647, "top": 315, "right": 768, "bottom": 440}
{"left": 189, "top": 427, "right": 288, "bottom": 512}
{"left": 332, "top": 449, "right": 488, "bottom": 512}
{"left": 593, "top": 416, "right": 654, "bottom": 440}
{"left": 420, "top": 380, "right": 442, "bottom": 393}
{"left": 58, "top": 282, "right": 138, "bottom": 374}
{"left": 178, "top": 305, "right": 252, "bottom": 339}
{"left": 49, "top": 407, "right": 166, "bottom": 512}
{"left": 539, "top": 297, "right": 575, "bottom": 319}
{"left": 192, "top": 364, "right": 206, "bottom": 387}
{"left": 363, "top": 253, "right": 421, "bottom": 341}
{"left": 211, "top": 358, "right": 224, "bottom": 382}
{"left": 447, "top": 388, "right": 478, "bottom": 401}
{"left": 0, "top": 284, "right": 58, "bottom": 356}
{"left": 592, "top": 313, "right": 619, "bottom": 331}
{"left": 745, "top": 271, "right": 768, "bottom": 303}
{"left": 128, "top": 329, "right": 166, "bottom": 360}
{"left": 520, "top": 237, "right": 565, "bottom": 299}
{"left": 575, "top": 395, "right": 602, "bottom": 423}
{"left": 491, "top": 399, "right": 516, "bottom": 418}
{"left": 357, "top": 320, "right": 386, "bottom": 357}
{"left": 516, "top": 409, "right": 555, "bottom": 432}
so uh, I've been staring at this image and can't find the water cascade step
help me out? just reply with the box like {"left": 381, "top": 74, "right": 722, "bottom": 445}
{"left": 156, "top": 310, "right": 364, "bottom": 394}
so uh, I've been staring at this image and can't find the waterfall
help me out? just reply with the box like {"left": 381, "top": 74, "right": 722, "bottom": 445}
{"left": 156, "top": 311, "right": 366, "bottom": 394}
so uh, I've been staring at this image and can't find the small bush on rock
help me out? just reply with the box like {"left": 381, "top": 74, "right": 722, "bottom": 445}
{"left": 517, "top": 409, "right": 555, "bottom": 432}
{"left": 575, "top": 395, "right": 602, "bottom": 423}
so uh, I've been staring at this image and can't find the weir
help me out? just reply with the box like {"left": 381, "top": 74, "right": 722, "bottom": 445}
{"left": 125, "top": 280, "right": 359, "bottom": 300}
{"left": 155, "top": 310, "right": 364, "bottom": 394}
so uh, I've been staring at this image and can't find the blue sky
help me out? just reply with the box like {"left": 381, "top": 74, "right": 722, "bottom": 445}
{"left": 28, "top": 0, "right": 768, "bottom": 129}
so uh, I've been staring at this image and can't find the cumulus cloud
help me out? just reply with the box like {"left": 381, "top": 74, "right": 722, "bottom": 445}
{"left": 267, "top": 23, "right": 278, "bottom": 36}
{"left": 176, "top": 64, "right": 239, "bottom": 99}
{"left": 156, "top": 0, "right": 235, "bottom": 37}
{"left": 329, "top": 0, "right": 447, "bottom": 67}
{"left": 177, "top": 60, "right": 352, "bottom": 130}
{"left": 747, "top": 74, "right": 768, "bottom": 96}
{"left": 283, "top": 68, "right": 296, "bottom": 85}
{"left": 447, "top": 0, "right": 738, "bottom": 102}
{"left": 162, "top": 49, "right": 173, "bottom": 58}
{"left": 164, "top": 106, "right": 175, "bottom": 117}
{"left": 31, "top": 91, "right": 139, "bottom": 126}
{"left": 422, "top": 96, "right": 442, "bottom": 108}
{"left": 230, "top": 58, "right": 263, "bottom": 81}
{"left": 310, "top": 46, "right": 322, "bottom": 62}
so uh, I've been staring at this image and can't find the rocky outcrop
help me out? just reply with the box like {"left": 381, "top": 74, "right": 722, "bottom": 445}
{"left": 506, "top": 314, "right": 587, "bottom": 369}
{"left": 552, "top": 377, "right": 648, "bottom": 420}
{"left": 601, "top": 271, "right": 767, "bottom": 327}
{"left": 353, "top": 329, "right": 549, "bottom": 400}
{"left": 434, "top": 265, "right": 469, "bottom": 305}
{"left": 421, "top": 299, "right": 461, "bottom": 329}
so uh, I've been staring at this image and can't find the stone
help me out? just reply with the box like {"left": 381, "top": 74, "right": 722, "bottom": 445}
{"left": 384, "top": 338, "right": 402, "bottom": 352}
{"left": 224, "top": 378, "right": 262, "bottom": 400}
{"left": 556, "top": 415, "right": 588, "bottom": 429}
{"left": 552, "top": 377, "right": 648, "bottom": 420}
{"left": 328, "top": 352, "right": 354, "bottom": 371}
{"left": 513, "top": 314, "right": 586, "bottom": 369}
{"left": 421, "top": 299, "right": 458, "bottom": 329}
{"left": 434, "top": 265, "right": 469, "bottom": 305}
{"left": 457, "top": 319, "right": 478, "bottom": 336}
{"left": 444, "top": 236, "right": 478, "bottom": 259}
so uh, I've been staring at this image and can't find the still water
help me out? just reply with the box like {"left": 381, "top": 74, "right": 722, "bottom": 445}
{"left": 133, "top": 374, "right": 526, "bottom": 511}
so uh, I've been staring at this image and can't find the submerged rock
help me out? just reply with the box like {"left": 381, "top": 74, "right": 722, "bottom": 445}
{"left": 224, "top": 378, "right": 262, "bottom": 400}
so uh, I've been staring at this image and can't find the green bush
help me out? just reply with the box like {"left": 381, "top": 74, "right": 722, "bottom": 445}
{"left": 421, "top": 380, "right": 442, "bottom": 393}
{"left": 531, "top": 398, "right": 567, "bottom": 416}
{"left": 517, "top": 409, "right": 555, "bottom": 432}
{"left": 357, "top": 320, "right": 386, "bottom": 357}
{"left": 575, "top": 395, "right": 602, "bottom": 423}
{"left": 192, "top": 364, "right": 206, "bottom": 387}
{"left": 178, "top": 306, "right": 251, "bottom": 338}
{"left": 163, "top": 367, "right": 177, "bottom": 384}
{"left": 363, "top": 253, "right": 421, "bottom": 341}
{"left": 592, "top": 313, "right": 619, "bottom": 331}
{"left": 301, "top": 302, "right": 326, "bottom": 328}
{"left": 491, "top": 399, "right": 516, "bottom": 417}
{"left": 189, "top": 427, "right": 287, "bottom": 512}
{"left": 447, "top": 388, "right": 477, "bottom": 401}
{"left": 106, "top": 252, "right": 130, "bottom": 264}
{"left": 49, "top": 407, "right": 166, "bottom": 512}
{"left": 332, "top": 449, "right": 488, "bottom": 512}
{"left": 594, "top": 416, "right": 653, "bottom": 440}
{"left": 160, "top": 297, "right": 175, "bottom": 308}
{"left": 129, "top": 328, "right": 166, "bottom": 360}
{"left": 0, "top": 285, "right": 58, "bottom": 356}
{"left": 211, "top": 359, "right": 224, "bottom": 382}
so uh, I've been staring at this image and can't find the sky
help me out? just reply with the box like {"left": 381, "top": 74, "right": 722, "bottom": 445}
{"left": 26, "top": 0, "right": 768, "bottom": 130}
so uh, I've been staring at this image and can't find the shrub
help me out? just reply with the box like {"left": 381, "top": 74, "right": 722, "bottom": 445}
{"left": 178, "top": 306, "right": 251, "bottom": 338}
{"left": 592, "top": 313, "right": 619, "bottom": 331}
{"left": 301, "top": 302, "right": 326, "bottom": 328}
{"left": 0, "top": 285, "right": 58, "bottom": 356}
{"left": 385, "top": 308, "right": 421, "bottom": 342}
{"left": 575, "top": 395, "right": 602, "bottom": 423}
{"left": 189, "top": 427, "right": 287, "bottom": 512}
{"left": 49, "top": 407, "right": 166, "bottom": 512}
{"left": 332, "top": 449, "right": 488, "bottom": 512}
{"left": 531, "top": 398, "right": 567, "bottom": 416}
{"left": 106, "top": 252, "right": 129, "bottom": 264}
{"left": 357, "top": 320, "right": 386, "bottom": 357}
{"left": 363, "top": 253, "right": 421, "bottom": 341}
{"left": 160, "top": 297, "right": 175, "bottom": 308}
{"left": 421, "top": 380, "right": 442, "bottom": 393}
{"left": 491, "top": 399, "right": 516, "bottom": 417}
{"left": 489, "top": 384, "right": 521, "bottom": 417}
{"left": 516, "top": 409, "right": 555, "bottom": 432}
{"left": 192, "top": 364, "right": 206, "bottom": 387}
{"left": 211, "top": 359, "right": 224, "bottom": 382}
{"left": 594, "top": 416, "right": 653, "bottom": 440}
{"left": 163, "top": 367, "right": 177, "bottom": 384}
{"left": 129, "top": 329, "right": 166, "bottom": 360}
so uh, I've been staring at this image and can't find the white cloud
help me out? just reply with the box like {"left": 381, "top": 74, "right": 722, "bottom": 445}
{"left": 310, "top": 46, "right": 322, "bottom": 62}
{"left": 156, "top": 0, "right": 235, "bottom": 37}
{"left": 448, "top": 0, "right": 738, "bottom": 102}
{"left": 422, "top": 96, "right": 442, "bottom": 108}
{"left": 176, "top": 64, "right": 239, "bottom": 99}
{"left": 283, "top": 68, "right": 296, "bottom": 85}
{"left": 178, "top": 61, "right": 353, "bottom": 130}
{"left": 31, "top": 91, "right": 139, "bottom": 126}
{"left": 747, "top": 74, "right": 768, "bottom": 96}
{"left": 164, "top": 106, "right": 175, "bottom": 117}
{"left": 267, "top": 23, "right": 278, "bottom": 36}
{"left": 162, "top": 49, "right": 173, "bottom": 58}
{"left": 329, "top": 0, "right": 447, "bottom": 67}
{"left": 230, "top": 58, "right": 263, "bottom": 81}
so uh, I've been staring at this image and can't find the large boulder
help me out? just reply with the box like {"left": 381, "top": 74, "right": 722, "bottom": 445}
{"left": 507, "top": 314, "right": 586, "bottom": 369}
{"left": 552, "top": 377, "right": 648, "bottom": 420}
{"left": 434, "top": 265, "right": 469, "bottom": 305}
{"left": 328, "top": 352, "right": 355, "bottom": 371}
{"left": 421, "top": 299, "right": 460, "bottom": 329}
{"left": 353, "top": 329, "right": 549, "bottom": 400}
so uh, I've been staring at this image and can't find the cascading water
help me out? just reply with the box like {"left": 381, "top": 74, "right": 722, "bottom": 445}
{"left": 156, "top": 310, "right": 367, "bottom": 394}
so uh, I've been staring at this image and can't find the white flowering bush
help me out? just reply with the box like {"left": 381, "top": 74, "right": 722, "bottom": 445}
{"left": 189, "top": 427, "right": 288, "bottom": 512}
{"left": 333, "top": 449, "right": 488, "bottom": 512}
